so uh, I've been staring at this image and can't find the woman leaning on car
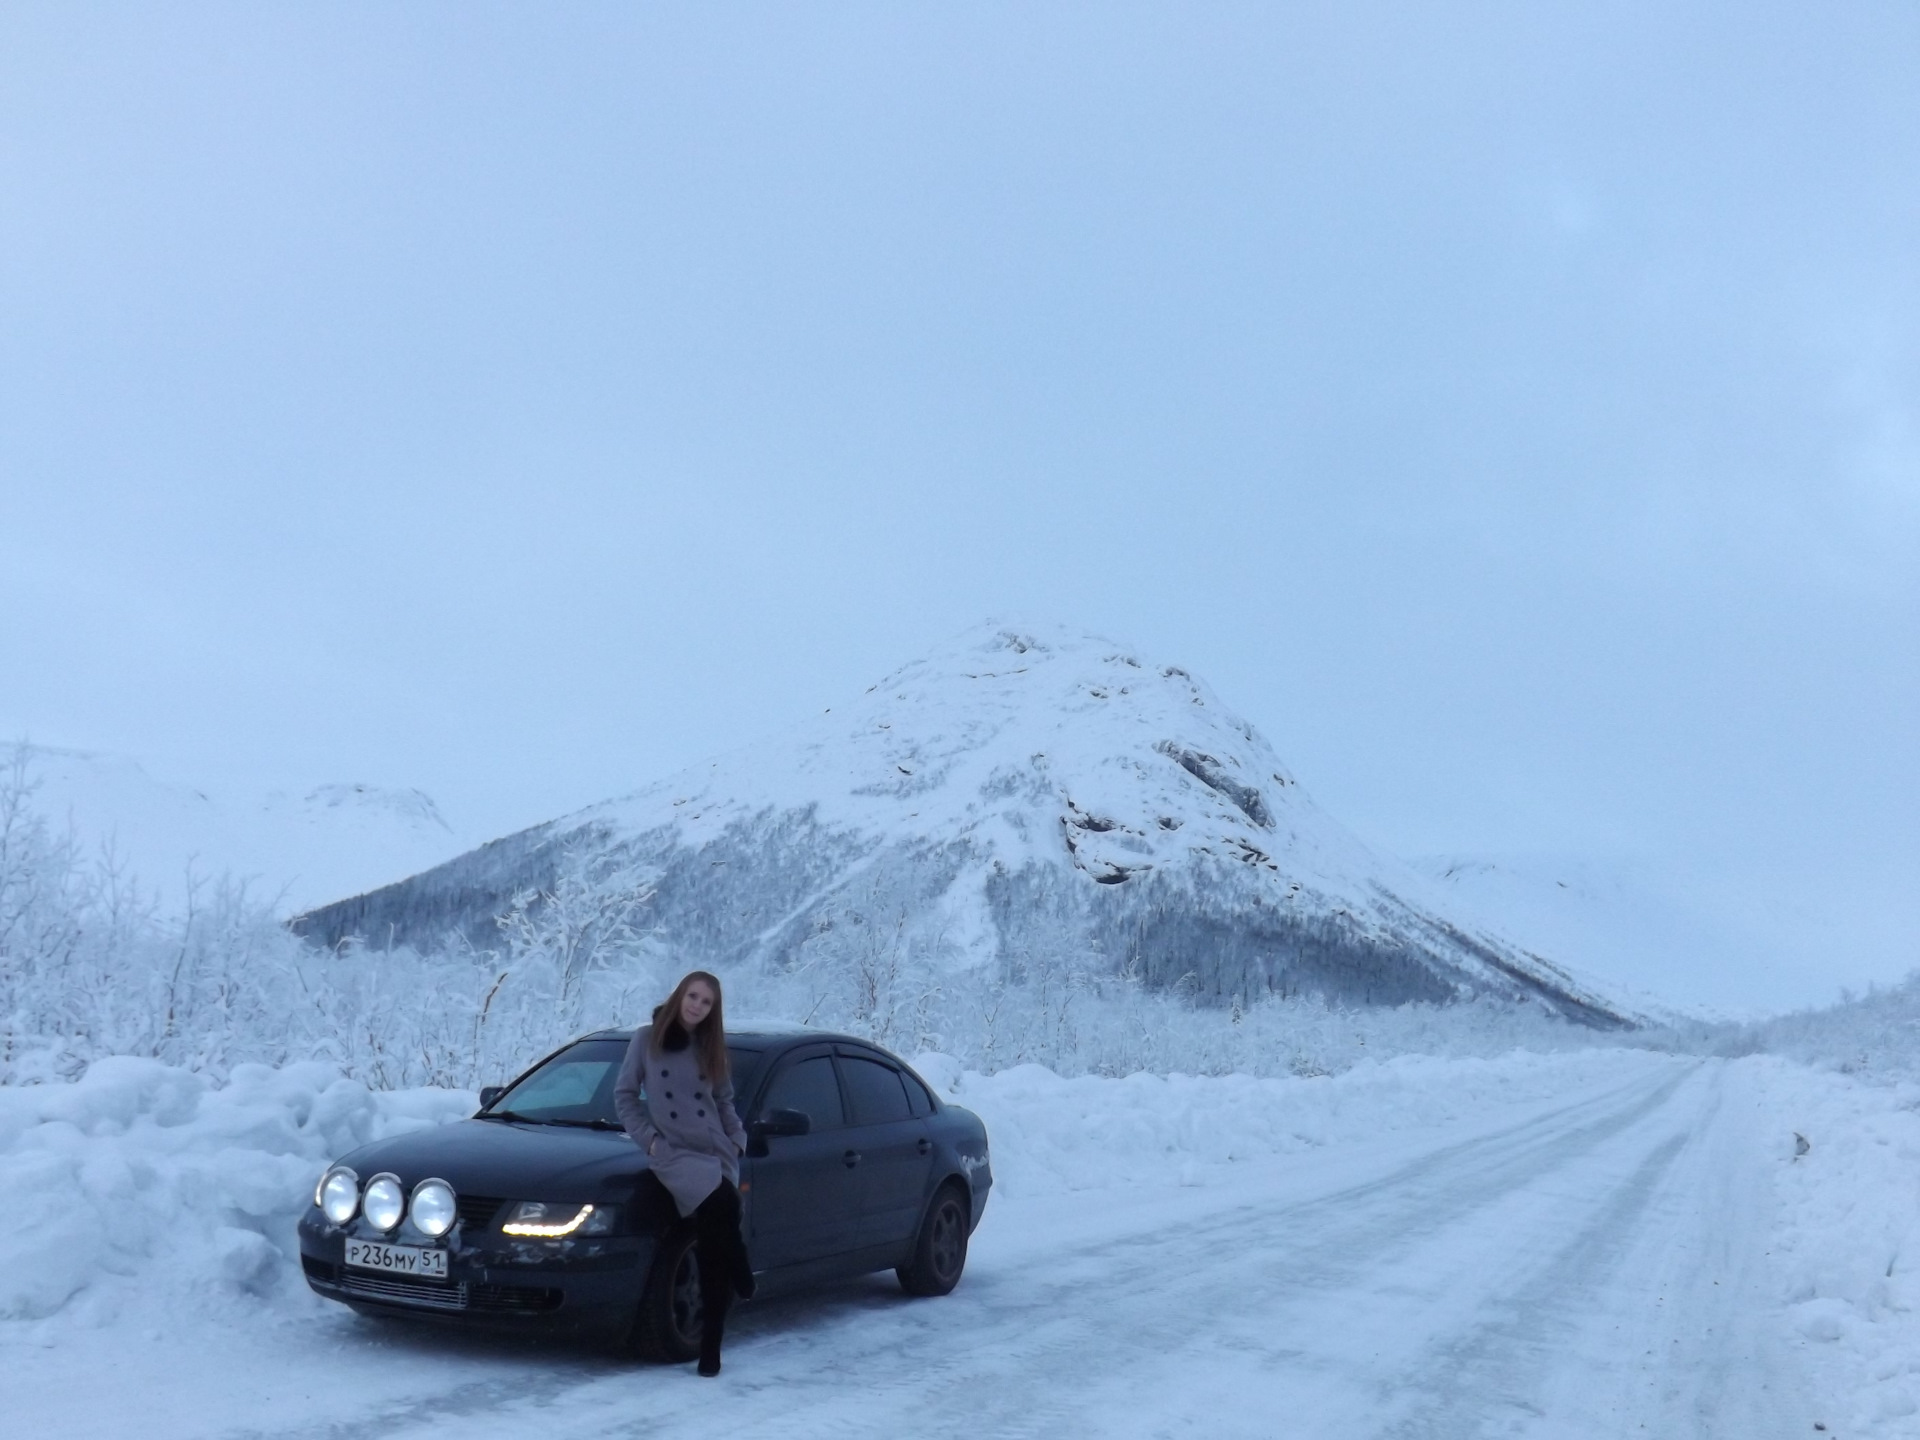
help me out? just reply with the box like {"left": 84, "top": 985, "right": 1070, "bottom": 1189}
{"left": 612, "top": 970, "right": 756, "bottom": 1377}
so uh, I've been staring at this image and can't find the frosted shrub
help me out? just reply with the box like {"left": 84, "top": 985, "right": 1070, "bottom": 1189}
{"left": 1726, "top": 977, "right": 1920, "bottom": 1083}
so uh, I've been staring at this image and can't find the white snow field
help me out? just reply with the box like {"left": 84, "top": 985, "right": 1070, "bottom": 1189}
{"left": 3, "top": 1047, "right": 1908, "bottom": 1438}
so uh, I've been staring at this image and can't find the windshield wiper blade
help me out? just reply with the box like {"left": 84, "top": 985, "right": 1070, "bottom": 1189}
{"left": 477, "top": 1112, "right": 624, "bottom": 1130}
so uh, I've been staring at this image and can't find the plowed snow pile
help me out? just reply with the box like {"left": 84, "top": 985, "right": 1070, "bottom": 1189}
{"left": 1748, "top": 1057, "right": 1920, "bottom": 1433}
{"left": 0, "top": 1059, "right": 472, "bottom": 1324}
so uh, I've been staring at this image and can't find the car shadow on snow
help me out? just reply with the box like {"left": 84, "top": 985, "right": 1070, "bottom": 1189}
{"left": 326, "top": 1270, "right": 939, "bottom": 1371}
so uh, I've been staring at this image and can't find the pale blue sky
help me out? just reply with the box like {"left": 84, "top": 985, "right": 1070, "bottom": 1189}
{"left": 3, "top": 3, "right": 1914, "bottom": 1005}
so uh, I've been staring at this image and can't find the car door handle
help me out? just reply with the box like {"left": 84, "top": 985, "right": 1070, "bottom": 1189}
{"left": 843, "top": 1150, "right": 862, "bottom": 1168}
{"left": 916, "top": 1138, "right": 932, "bottom": 1156}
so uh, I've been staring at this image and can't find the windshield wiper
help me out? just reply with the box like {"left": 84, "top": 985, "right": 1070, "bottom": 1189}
{"left": 477, "top": 1111, "right": 623, "bottom": 1130}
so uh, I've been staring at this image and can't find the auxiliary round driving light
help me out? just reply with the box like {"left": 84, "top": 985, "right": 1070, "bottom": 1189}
{"left": 319, "top": 1166, "right": 360, "bottom": 1226}
{"left": 409, "top": 1178, "right": 457, "bottom": 1238}
{"left": 362, "top": 1173, "right": 405, "bottom": 1232}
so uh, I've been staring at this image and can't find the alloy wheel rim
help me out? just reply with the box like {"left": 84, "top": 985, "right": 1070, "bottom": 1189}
{"left": 931, "top": 1201, "right": 963, "bottom": 1278}
{"left": 670, "top": 1247, "right": 703, "bottom": 1343}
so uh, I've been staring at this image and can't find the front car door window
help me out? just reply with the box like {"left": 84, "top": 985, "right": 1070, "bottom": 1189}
{"left": 744, "top": 1049, "right": 860, "bottom": 1270}
{"left": 760, "top": 1055, "right": 845, "bottom": 1131}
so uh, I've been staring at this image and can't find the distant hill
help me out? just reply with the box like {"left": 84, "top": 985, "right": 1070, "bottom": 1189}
{"left": 7, "top": 744, "right": 467, "bottom": 915}
{"left": 293, "top": 623, "right": 1641, "bottom": 1028}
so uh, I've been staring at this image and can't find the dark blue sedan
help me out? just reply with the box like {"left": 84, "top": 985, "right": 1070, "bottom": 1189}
{"left": 297, "top": 1025, "right": 992, "bottom": 1360}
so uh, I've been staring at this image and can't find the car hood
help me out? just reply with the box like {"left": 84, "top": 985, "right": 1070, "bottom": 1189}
{"left": 334, "top": 1118, "right": 646, "bottom": 1202}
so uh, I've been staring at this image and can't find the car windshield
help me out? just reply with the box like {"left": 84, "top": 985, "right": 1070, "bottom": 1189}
{"left": 483, "top": 1039, "right": 765, "bottom": 1126}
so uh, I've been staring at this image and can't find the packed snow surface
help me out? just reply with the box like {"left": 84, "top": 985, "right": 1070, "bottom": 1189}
{"left": 1, "top": 1047, "right": 1901, "bottom": 1436}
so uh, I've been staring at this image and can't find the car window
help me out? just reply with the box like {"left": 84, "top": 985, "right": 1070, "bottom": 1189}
{"left": 840, "top": 1055, "right": 913, "bottom": 1125}
{"left": 725, "top": 1047, "right": 764, "bottom": 1106}
{"left": 760, "top": 1055, "right": 844, "bottom": 1130}
{"left": 489, "top": 1038, "right": 764, "bottom": 1125}
{"left": 492, "top": 1040, "right": 627, "bottom": 1122}
{"left": 901, "top": 1070, "right": 936, "bottom": 1118}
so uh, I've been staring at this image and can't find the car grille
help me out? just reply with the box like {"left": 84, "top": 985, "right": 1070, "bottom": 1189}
{"left": 340, "top": 1271, "right": 470, "bottom": 1311}
{"left": 314, "top": 1265, "right": 563, "bottom": 1315}
{"left": 457, "top": 1195, "right": 506, "bottom": 1231}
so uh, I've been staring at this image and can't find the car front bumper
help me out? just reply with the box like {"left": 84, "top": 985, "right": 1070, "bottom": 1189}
{"left": 296, "top": 1209, "right": 656, "bottom": 1335}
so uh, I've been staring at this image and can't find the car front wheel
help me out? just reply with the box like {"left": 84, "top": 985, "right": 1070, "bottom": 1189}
{"left": 629, "top": 1226, "right": 704, "bottom": 1362}
{"left": 897, "top": 1182, "right": 969, "bottom": 1297}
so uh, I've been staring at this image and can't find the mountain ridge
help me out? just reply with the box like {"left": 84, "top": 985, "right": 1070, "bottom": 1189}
{"left": 293, "top": 622, "right": 1642, "bottom": 1029}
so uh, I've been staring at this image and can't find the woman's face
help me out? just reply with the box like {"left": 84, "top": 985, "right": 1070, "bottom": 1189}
{"left": 679, "top": 979, "right": 716, "bottom": 1028}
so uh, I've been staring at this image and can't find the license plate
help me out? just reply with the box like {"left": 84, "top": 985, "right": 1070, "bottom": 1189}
{"left": 344, "top": 1239, "right": 448, "bottom": 1279}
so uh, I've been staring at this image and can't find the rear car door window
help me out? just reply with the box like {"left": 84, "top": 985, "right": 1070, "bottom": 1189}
{"left": 902, "top": 1071, "right": 936, "bottom": 1118}
{"left": 761, "top": 1055, "right": 845, "bottom": 1131}
{"left": 840, "top": 1056, "right": 913, "bottom": 1126}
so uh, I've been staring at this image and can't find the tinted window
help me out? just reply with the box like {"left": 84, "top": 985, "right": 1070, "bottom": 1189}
{"left": 724, "top": 1048, "right": 764, "bottom": 1105}
{"left": 901, "top": 1070, "right": 936, "bottom": 1118}
{"left": 841, "top": 1056, "right": 913, "bottom": 1125}
{"left": 761, "top": 1055, "right": 844, "bottom": 1130}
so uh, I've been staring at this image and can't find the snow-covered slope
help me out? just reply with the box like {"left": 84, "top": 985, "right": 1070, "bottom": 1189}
{"left": 295, "top": 623, "right": 1639, "bottom": 1027}
{"left": 1413, "top": 853, "right": 1818, "bottom": 1023}
{"left": 9, "top": 745, "right": 467, "bottom": 916}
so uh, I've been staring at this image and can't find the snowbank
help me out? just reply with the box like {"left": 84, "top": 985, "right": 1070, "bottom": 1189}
{"left": 1742, "top": 1057, "right": 1920, "bottom": 1435}
{"left": 915, "top": 1047, "right": 1672, "bottom": 1199}
{"left": 0, "top": 1058, "right": 471, "bottom": 1324}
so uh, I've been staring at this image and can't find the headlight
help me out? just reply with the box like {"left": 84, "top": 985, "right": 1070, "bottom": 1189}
{"left": 409, "top": 1178, "right": 457, "bottom": 1238}
{"left": 501, "top": 1201, "right": 614, "bottom": 1238}
{"left": 319, "top": 1166, "right": 360, "bottom": 1226}
{"left": 363, "top": 1173, "right": 405, "bottom": 1231}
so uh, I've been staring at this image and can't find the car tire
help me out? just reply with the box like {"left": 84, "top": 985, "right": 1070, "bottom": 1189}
{"left": 629, "top": 1225, "right": 704, "bottom": 1362}
{"left": 896, "top": 1182, "right": 970, "bottom": 1297}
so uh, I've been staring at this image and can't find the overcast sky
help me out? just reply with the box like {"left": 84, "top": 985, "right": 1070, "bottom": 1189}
{"left": 3, "top": 3, "right": 1914, "bottom": 1008}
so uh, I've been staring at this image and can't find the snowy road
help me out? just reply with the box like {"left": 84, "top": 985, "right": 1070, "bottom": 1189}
{"left": 8, "top": 1056, "right": 1818, "bottom": 1439}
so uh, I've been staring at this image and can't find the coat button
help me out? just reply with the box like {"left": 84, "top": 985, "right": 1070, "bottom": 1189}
{"left": 697, "top": 1109, "right": 705, "bottom": 1117}
{"left": 660, "top": 1069, "right": 669, "bottom": 1078}
{"left": 670, "top": 1111, "right": 679, "bottom": 1119}
{"left": 665, "top": 1091, "right": 674, "bottom": 1099}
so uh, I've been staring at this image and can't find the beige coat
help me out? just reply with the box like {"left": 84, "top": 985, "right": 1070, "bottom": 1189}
{"left": 613, "top": 1024, "right": 747, "bottom": 1217}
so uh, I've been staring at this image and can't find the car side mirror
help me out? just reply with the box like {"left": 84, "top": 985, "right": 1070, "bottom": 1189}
{"left": 746, "top": 1107, "right": 811, "bottom": 1156}
{"left": 478, "top": 1085, "right": 506, "bottom": 1111}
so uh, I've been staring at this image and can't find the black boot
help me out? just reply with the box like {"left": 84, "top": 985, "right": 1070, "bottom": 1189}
{"left": 730, "top": 1231, "right": 757, "bottom": 1300}
{"left": 697, "top": 1287, "right": 729, "bottom": 1376}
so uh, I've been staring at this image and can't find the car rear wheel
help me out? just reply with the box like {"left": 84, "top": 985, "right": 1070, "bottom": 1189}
{"left": 897, "top": 1182, "right": 969, "bottom": 1297}
{"left": 629, "top": 1225, "right": 704, "bottom": 1362}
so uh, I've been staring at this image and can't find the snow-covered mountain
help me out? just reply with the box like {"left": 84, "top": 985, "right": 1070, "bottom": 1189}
{"left": 1412, "top": 853, "right": 1814, "bottom": 1023}
{"left": 7, "top": 745, "right": 468, "bottom": 916}
{"left": 294, "top": 624, "right": 1641, "bottom": 1027}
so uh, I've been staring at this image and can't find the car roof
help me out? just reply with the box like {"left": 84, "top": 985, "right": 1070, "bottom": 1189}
{"left": 579, "top": 1022, "right": 868, "bottom": 1051}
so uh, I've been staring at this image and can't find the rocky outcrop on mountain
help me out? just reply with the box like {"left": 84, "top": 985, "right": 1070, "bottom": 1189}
{"left": 293, "top": 623, "right": 1639, "bottom": 1028}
